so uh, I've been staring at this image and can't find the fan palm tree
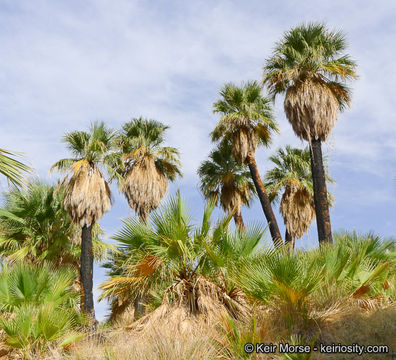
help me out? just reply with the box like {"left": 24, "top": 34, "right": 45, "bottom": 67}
{"left": 100, "top": 192, "right": 265, "bottom": 323}
{"left": 211, "top": 81, "right": 282, "bottom": 246}
{"left": 0, "top": 180, "right": 111, "bottom": 271}
{"left": 198, "top": 141, "right": 255, "bottom": 229}
{"left": 263, "top": 23, "right": 357, "bottom": 244}
{"left": 0, "top": 263, "right": 84, "bottom": 358}
{"left": 111, "top": 117, "right": 182, "bottom": 223}
{"left": 264, "top": 146, "right": 334, "bottom": 249}
{"left": 0, "top": 148, "right": 31, "bottom": 187}
{"left": 51, "top": 122, "right": 114, "bottom": 320}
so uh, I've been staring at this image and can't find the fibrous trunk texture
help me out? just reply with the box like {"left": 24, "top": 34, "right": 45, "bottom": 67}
{"left": 122, "top": 156, "right": 167, "bottom": 222}
{"left": 284, "top": 79, "right": 339, "bottom": 142}
{"left": 246, "top": 152, "right": 282, "bottom": 247}
{"left": 233, "top": 208, "right": 245, "bottom": 230}
{"left": 63, "top": 161, "right": 111, "bottom": 227}
{"left": 310, "top": 139, "right": 333, "bottom": 244}
{"left": 285, "top": 229, "right": 295, "bottom": 250}
{"left": 232, "top": 127, "right": 258, "bottom": 164}
{"left": 81, "top": 224, "right": 95, "bottom": 321}
{"left": 280, "top": 184, "right": 315, "bottom": 241}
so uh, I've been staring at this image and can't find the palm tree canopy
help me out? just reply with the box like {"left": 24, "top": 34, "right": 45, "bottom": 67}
{"left": 211, "top": 81, "right": 278, "bottom": 164}
{"left": 0, "top": 148, "right": 32, "bottom": 187}
{"left": 113, "top": 117, "right": 182, "bottom": 180}
{"left": 100, "top": 192, "right": 266, "bottom": 319}
{"left": 0, "top": 181, "right": 112, "bottom": 266}
{"left": 111, "top": 117, "right": 182, "bottom": 222}
{"left": 263, "top": 23, "right": 357, "bottom": 141}
{"left": 264, "top": 146, "right": 334, "bottom": 239}
{"left": 198, "top": 141, "right": 255, "bottom": 214}
{"left": 51, "top": 122, "right": 114, "bottom": 227}
{"left": 265, "top": 145, "right": 334, "bottom": 204}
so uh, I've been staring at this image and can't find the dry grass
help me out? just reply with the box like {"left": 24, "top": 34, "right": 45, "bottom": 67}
{"left": 122, "top": 155, "right": 167, "bottom": 222}
{"left": 62, "top": 160, "right": 111, "bottom": 227}
{"left": 284, "top": 79, "right": 339, "bottom": 142}
{"left": 280, "top": 184, "right": 315, "bottom": 240}
{"left": 20, "top": 300, "right": 393, "bottom": 360}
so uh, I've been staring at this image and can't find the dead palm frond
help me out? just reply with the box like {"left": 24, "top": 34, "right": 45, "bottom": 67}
{"left": 111, "top": 117, "right": 182, "bottom": 222}
{"left": 198, "top": 140, "right": 255, "bottom": 228}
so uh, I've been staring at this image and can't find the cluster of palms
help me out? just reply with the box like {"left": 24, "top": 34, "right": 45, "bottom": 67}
{"left": 0, "top": 22, "right": 368, "bottom": 357}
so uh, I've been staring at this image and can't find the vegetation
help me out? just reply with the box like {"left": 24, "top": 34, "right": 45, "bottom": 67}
{"left": 198, "top": 140, "right": 255, "bottom": 229}
{"left": 0, "top": 148, "right": 31, "bottom": 187}
{"left": 263, "top": 22, "right": 357, "bottom": 245}
{"left": 264, "top": 146, "right": 333, "bottom": 248}
{"left": 1, "top": 22, "right": 394, "bottom": 360}
{"left": 211, "top": 81, "right": 282, "bottom": 246}
{"left": 0, "top": 181, "right": 112, "bottom": 287}
{"left": 51, "top": 122, "right": 115, "bottom": 321}
{"left": 0, "top": 263, "right": 84, "bottom": 359}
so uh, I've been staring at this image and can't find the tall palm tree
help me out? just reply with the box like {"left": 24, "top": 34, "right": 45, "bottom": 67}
{"left": 111, "top": 117, "right": 182, "bottom": 223}
{"left": 198, "top": 141, "right": 255, "bottom": 229}
{"left": 263, "top": 23, "right": 357, "bottom": 245}
{"left": 51, "top": 122, "right": 114, "bottom": 321}
{"left": 264, "top": 146, "right": 334, "bottom": 249}
{"left": 0, "top": 148, "right": 31, "bottom": 187}
{"left": 0, "top": 180, "right": 111, "bottom": 270}
{"left": 211, "top": 81, "right": 282, "bottom": 246}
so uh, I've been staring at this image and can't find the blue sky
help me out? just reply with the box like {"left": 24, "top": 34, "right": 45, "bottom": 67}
{"left": 1, "top": 0, "right": 395, "bottom": 320}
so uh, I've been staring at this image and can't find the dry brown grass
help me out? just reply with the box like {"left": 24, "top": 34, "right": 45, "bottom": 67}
{"left": 24, "top": 301, "right": 392, "bottom": 360}
{"left": 122, "top": 155, "right": 167, "bottom": 222}
{"left": 284, "top": 79, "right": 339, "bottom": 142}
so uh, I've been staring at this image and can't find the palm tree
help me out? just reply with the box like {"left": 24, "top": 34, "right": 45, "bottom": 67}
{"left": 51, "top": 122, "right": 114, "bottom": 321}
{"left": 264, "top": 146, "right": 334, "bottom": 249}
{"left": 211, "top": 81, "right": 282, "bottom": 246}
{"left": 0, "top": 263, "right": 83, "bottom": 358}
{"left": 198, "top": 141, "right": 255, "bottom": 229}
{"left": 100, "top": 192, "right": 265, "bottom": 323}
{"left": 111, "top": 117, "right": 182, "bottom": 223}
{"left": 263, "top": 23, "right": 357, "bottom": 244}
{"left": 0, "top": 180, "right": 111, "bottom": 271}
{"left": 0, "top": 148, "right": 31, "bottom": 187}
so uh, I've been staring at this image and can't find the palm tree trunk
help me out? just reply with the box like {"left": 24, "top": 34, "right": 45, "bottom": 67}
{"left": 81, "top": 224, "right": 96, "bottom": 321}
{"left": 310, "top": 139, "right": 332, "bottom": 245}
{"left": 233, "top": 208, "right": 245, "bottom": 230}
{"left": 285, "top": 229, "right": 295, "bottom": 250}
{"left": 134, "top": 296, "right": 146, "bottom": 320}
{"left": 246, "top": 152, "right": 282, "bottom": 247}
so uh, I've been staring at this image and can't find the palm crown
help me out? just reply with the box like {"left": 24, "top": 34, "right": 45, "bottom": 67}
{"left": 263, "top": 22, "right": 357, "bottom": 105}
{"left": 112, "top": 117, "right": 182, "bottom": 222}
{"left": 51, "top": 122, "right": 114, "bottom": 227}
{"left": 198, "top": 141, "right": 255, "bottom": 217}
{"left": 263, "top": 23, "right": 358, "bottom": 142}
{"left": 211, "top": 81, "right": 278, "bottom": 164}
{"left": 113, "top": 117, "right": 182, "bottom": 181}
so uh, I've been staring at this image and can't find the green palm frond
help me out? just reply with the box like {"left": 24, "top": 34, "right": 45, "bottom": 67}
{"left": 0, "top": 148, "right": 32, "bottom": 187}
{"left": 263, "top": 22, "right": 358, "bottom": 106}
